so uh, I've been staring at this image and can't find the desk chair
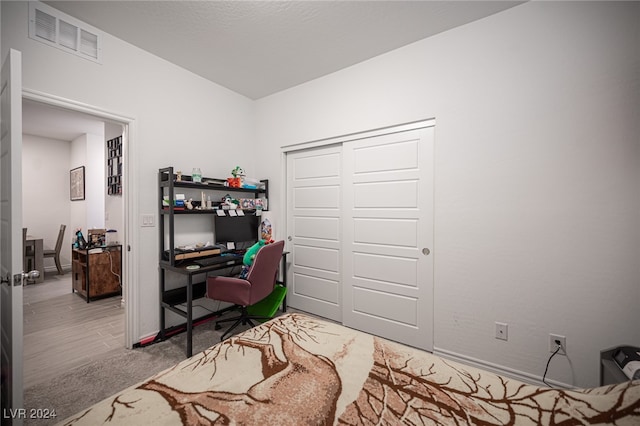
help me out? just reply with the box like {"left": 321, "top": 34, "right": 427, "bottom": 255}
{"left": 206, "top": 240, "right": 284, "bottom": 341}
{"left": 44, "top": 224, "right": 66, "bottom": 275}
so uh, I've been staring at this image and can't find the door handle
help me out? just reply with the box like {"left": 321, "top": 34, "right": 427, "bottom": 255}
{"left": 422, "top": 248, "right": 431, "bottom": 256}
{"left": 24, "top": 270, "right": 40, "bottom": 280}
{"left": 287, "top": 236, "right": 292, "bottom": 241}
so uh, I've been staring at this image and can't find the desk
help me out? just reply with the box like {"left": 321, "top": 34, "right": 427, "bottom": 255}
{"left": 25, "top": 236, "right": 44, "bottom": 283}
{"left": 158, "top": 251, "right": 288, "bottom": 358}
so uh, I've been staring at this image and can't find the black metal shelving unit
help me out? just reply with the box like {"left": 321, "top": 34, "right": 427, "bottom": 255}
{"left": 157, "top": 166, "right": 269, "bottom": 357}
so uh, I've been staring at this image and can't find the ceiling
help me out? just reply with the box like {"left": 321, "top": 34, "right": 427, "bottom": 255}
{"left": 23, "top": 99, "right": 108, "bottom": 141}
{"left": 24, "top": 1, "right": 523, "bottom": 139}
{"left": 43, "top": 0, "right": 524, "bottom": 100}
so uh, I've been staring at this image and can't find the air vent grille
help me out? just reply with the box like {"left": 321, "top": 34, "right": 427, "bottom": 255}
{"left": 59, "top": 20, "right": 78, "bottom": 50}
{"left": 80, "top": 29, "right": 99, "bottom": 59}
{"left": 29, "top": 3, "right": 102, "bottom": 64}
{"left": 34, "top": 8, "right": 56, "bottom": 42}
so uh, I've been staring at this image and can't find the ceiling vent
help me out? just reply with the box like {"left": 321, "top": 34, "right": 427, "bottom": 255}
{"left": 29, "top": 2, "right": 102, "bottom": 63}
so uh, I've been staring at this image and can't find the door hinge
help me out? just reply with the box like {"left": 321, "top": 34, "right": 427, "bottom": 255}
{"left": 2, "top": 273, "right": 23, "bottom": 286}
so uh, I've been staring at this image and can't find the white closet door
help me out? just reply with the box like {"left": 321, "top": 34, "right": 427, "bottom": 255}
{"left": 286, "top": 145, "right": 342, "bottom": 322}
{"left": 342, "top": 126, "right": 434, "bottom": 350}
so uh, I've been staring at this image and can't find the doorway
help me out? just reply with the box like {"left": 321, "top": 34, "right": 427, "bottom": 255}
{"left": 21, "top": 93, "right": 133, "bottom": 388}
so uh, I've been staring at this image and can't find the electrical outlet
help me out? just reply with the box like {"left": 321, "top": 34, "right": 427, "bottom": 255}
{"left": 549, "top": 334, "right": 566, "bottom": 355}
{"left": 495, "top": 322, "right": 508, "bottom": 341}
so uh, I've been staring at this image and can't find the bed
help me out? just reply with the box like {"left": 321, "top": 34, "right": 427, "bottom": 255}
{"left": 62, "top": 313, "right": 640, "bottom": 425}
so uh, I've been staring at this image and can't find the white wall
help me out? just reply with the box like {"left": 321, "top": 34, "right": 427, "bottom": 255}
{"left": 104, "top": 123, "right": 124, "bottom": 243}
{"left": 70, "top": 135, "right": 87, "bottom": 240}
{"left": 85, "top": 132, "right": 105, "bottom": 230}
{"left": 255, "top": 1, "right": 640, "bottom": 388}
{"left": 70, "top": 132, "right": 106, "bottom": 233}
{"left": 22, "top": 134, "right": 72, "bottom": 269}
{"left": 2, "top": 1, "right": 256, "bottom": 338}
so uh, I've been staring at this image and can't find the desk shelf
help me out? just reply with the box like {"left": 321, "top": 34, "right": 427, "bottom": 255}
{"left": 158, "top": 167, "right": 271, "bottom": 357}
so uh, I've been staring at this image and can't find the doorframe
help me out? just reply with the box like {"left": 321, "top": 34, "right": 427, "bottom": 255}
{"left": 281, "top": 119, "right": 435, "bottom": 153}
{"left": 22, "top": 88, "right": 138, "bottom": 349}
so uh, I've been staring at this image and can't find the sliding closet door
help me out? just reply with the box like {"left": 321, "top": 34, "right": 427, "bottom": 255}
{"left": 342, "top": 126, "right": 434, "bottom": 351}
{"left": 286, "top": 145, "right": 342, "bottom": 322}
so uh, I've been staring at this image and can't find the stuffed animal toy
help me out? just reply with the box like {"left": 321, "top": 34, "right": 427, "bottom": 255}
{"left": 239, "top": 239, "right": 267, "bottom": 279}
{"left": 243, "top": 239, "right": 266, "bottom": 266}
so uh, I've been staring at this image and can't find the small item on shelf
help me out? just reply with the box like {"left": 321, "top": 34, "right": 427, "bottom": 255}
{"left": 88, "top": 228, "right": 106, "bottom": 247}
{"left": 239, "top": 198, "right": 256, "bottom": 209}
{"left": 192, "top": 168, "right": 202, "bottom": 183}
{"left": 74, "top": 228, "right": 87, "bottom": 249}
{"left": 261, "top": 218, "right": 273, "bottom": 242}
{"left": 176, "top": 171, "right": 182, "bottom": 181}
{"left": 106, "top": 229, "right": 118, "bottom": 245}
{"left": 243, "top": 177, "right": 262, "bottom": 189}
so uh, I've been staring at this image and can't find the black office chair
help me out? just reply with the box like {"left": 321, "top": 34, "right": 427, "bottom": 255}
{"left": 44, "top": 224, "right": 66, "bottom": 275}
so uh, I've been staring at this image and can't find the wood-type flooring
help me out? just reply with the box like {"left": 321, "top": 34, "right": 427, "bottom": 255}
{"left": 22, "top": 271, "right": 124, "bottom": 389}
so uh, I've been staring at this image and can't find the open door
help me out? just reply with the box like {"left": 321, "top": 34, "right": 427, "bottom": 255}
{"left": 1, "top": 48, "right": 24, "bottom": 424}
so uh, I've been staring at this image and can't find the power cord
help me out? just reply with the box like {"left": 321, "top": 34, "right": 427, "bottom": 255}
{"left": 107, "top": 250, "right": 122, "bottom": 287}
{"left": 542, "top": 339, "right": 562, "bottom": 387}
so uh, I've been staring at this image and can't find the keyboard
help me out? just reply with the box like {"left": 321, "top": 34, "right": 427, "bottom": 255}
{"left": 195, "top": 254, "right": 242, "bottom": 267}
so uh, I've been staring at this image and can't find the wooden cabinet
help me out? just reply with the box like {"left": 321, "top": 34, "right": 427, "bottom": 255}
{"left": 72, "top": 246, "right": 122, "bottom": 302}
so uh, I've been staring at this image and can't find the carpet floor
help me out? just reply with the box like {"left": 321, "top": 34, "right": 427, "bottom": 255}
{"left": 24, "top": 316, "right": 232, "bottom": 425}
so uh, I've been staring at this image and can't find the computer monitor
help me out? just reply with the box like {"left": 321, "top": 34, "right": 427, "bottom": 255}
{"left": 214, "top": 213, "right": 259, "bottom": 249}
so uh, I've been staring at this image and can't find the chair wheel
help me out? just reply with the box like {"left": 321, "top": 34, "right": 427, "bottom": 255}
{"left": 215, "top": 323, "right": 221, "bottom": 330}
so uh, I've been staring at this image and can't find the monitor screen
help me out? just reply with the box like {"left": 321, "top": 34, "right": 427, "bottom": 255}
{"left": 214, "top": 214, "right": 259, "bottom": 248}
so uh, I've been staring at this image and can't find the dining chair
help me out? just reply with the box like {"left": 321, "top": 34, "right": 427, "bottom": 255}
{"left": 23, "top": 227, "right": 35, "bottom": 273}
{"left": 205, "top": 240, "right": 285, "bottom": 341}
{"left": 44, "top": 224, "right": 66, "bottom": 275}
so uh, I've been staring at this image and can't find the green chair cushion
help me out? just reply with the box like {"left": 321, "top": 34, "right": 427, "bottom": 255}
{"left": 247, "top": 284, "right": 287, "bottom": 321}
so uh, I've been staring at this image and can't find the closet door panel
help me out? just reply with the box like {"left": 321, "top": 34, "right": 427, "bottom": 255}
{"left": 343, "top": 126, "right": 434, "bottom": 351}
{"left": 286, "top": 145, "right": 342, "bottom": 321}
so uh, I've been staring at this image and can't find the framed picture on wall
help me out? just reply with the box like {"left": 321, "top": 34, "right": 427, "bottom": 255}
{"left": 70, "top": 166, "right": 85, "bottom": 201}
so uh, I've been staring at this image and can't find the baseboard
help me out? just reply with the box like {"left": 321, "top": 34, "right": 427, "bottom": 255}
{"left": 433, "top": 347, "right": 573, "bottom": 389}
{"left": 43, "top": 264, "right": 72, "bottom": 273}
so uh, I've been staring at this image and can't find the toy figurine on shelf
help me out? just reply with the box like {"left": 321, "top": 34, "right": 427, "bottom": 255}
{"left": 227, "top": 166, "right": 245, "bottom": 188}
{"left": 221, "top": 194, "right": 239, "bottom": 209}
